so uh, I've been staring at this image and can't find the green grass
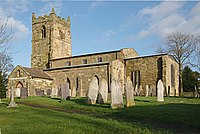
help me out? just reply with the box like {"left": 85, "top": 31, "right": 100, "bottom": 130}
{"left": 0, "top": 96, "right": 200, "bottom": 134}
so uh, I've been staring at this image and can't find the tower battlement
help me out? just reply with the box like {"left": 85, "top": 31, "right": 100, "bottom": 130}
{"left": 32, "top": 8, "right": 70, "bottom": 27}
{"left": 31, "top": 8, "right": 72, "bottom": 69}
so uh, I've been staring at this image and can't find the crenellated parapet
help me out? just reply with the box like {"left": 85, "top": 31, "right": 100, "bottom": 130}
{"left": 31, "top": 8, "right": 72, "bottom": 69}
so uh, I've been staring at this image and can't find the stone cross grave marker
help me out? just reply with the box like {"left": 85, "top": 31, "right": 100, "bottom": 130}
{"left": 87, "top": 77, "right": 99, "bottom": 104}
{"left": 157, "top": 79, "right": 164, "bottom": 102}
{"left": 111, "top": 79, "right": 124, "bottom": 109}
{"left": 98, "top": 79, "right": 108, "bottom": 103}
{"left": 126, "top": 77, "right": 135, "bottom": 107}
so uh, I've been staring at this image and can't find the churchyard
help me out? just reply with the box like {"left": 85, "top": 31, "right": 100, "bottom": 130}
{"left": 0, "top": 96, "right": 199, "bottom": 134}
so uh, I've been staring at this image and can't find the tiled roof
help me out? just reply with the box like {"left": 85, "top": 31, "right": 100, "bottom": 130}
{"left": 21, "top": 66, "right": 53, "bottom": 80}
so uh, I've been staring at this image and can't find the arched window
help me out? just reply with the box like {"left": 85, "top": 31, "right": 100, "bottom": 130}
{"left": 95, "top": 75, "right": 100, "bottom": 85}
{"left": 66, "top": 78, "right": 71, "bottom": 90}
{"left": 17, "top": 70, "right": 20, "bottom": 77}
{"left": 41, "top": 26, "right": 46, "bottom": 38}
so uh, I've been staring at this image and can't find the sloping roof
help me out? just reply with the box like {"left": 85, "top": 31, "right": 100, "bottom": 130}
{"left": 20, "top": 66, "right": 53, "bottom": 80}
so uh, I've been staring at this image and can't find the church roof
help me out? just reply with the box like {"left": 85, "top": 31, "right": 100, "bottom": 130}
{"left": 20, "top": 66, "right": 53, "bottom": 80}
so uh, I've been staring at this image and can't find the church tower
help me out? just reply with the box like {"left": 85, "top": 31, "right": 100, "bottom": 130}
{"left": 31, "top": 8, "right": 72, "bottom": 69}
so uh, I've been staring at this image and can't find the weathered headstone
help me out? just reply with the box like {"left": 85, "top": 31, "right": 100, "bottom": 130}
{"left": 20, "top": 88, "right": 28, "bottom": 98}
{"left": 98, "top": 79, "right": 108, "bottom": 103}
{"left": 87, "top": 77, "right": 99, "bottom": 104}
{"left": 46, "top": 89, "right": 52, "bottom": 96}
{"left": 194, "top": 85, "right": 200, "bottom": 98}
{"left": 61, "top": 84, "right": 67, "bottom": 100}
{"left": 134, "top": 84, "right": 138, "bottom": 96}
{"left": 35, "top": 89, "right": 45, "bottom": 96}
{"left": 66, "top": 83, "right": 71, "bottom": 100}
{"left": 126, "top": 77, "right": 135, "bottom": 107}
{"left": 145, "top": 85, "right": 149, "bottom": 97}
{"left": 57, "top": 87, "right": 62, "bottom": 97}
{"left": 138, "top": 85, "right": 143, "bottom": 96}
{"left": 149, "top": 85, "right": 155, "bottom": 96}
{"left": 157, "top": 80, "right": 164, "bottom": 102}
{"left": 111, "top": 79, "right": 124, "bottom": 109}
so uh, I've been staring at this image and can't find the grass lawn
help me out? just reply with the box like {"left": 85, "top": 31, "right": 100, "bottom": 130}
{"left": 0, "top": 96, "right": 200, "bottom": 134}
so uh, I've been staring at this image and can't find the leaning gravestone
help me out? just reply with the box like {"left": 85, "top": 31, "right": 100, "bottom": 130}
{"left": 87, "top": 77, "right": 99, "bottom": 104}
{"left": 126, "top": 77, "right": 135, "bottom": 107}
{"left": 145, "top": 85, "right": 149, "bottom": 97}
{"left": 111, "top": 79, "right": 124, "bottom": 109}
{"left": 98, "top": 79, "right": 108, "bottom": 103}
{"left": 157, "top": 79, "right": 164, "bottom": 102}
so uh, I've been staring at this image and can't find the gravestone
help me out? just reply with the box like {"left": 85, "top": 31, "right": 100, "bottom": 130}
{"left": 66, "top": 83, "right": 71, "bottom": 100}
{"left": 20, "top": 88, "right": 28, "bottom": 98}
{"left": 111, "top": 79, "right": 124, "bottom": 109}
{"left": 46, "top": 89, "right": 52, "bottom": 96}
{"left": 7, "top": 85, "right": 18, "bottom": 108}
{"left": 157, "top": 79, "right": 164, "bottom": 102}
{"left": 61, "top": 84, "right": 67, "bottom": 100}
{"left": 138, "top": 85, "right": 143, "bottom": 96}
{"left": 87, "top": 77, "right": 99, "bottom": 104}
{"left": 98, "top": 79, "right": 108, "bottom": 103}
{"left": 126, "top": 77, "right": 135, "bottom": 107}
{"left": 149, "top": 85, "right": 155, "bottom": 96}
{"left": 57, "top": 87, "right": 62, "bottom": 97}
{"left": 134, "top": 84, "right": 138, "bottom": 96}
{"left": 145, "top": 85, "right": 149, "bottom": 97}
{"left": 35, "top": 89, "right": 44, "bottom": 96}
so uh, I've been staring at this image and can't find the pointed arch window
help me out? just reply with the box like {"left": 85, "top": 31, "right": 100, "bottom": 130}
{"left": 41, "top": 26, "right": 46, "bottom": 38}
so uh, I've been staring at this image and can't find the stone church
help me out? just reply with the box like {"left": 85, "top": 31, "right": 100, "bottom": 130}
{"left": 7, "top": 9, "right": 179, "bottom": 98}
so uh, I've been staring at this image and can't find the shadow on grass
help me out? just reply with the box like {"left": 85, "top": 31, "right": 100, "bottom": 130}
{"left": 67, "top": 97, "right": 111, "bottom": 108}
{"left": 108, "top": 103, "right": 200, "bottom": 133}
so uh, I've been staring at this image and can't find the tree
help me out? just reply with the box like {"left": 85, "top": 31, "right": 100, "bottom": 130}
{"left": 189, "top": 45, "right": 200, "bottom": 71}
{"left": 0, "top": 20, "right": 14, "bottom": 99}
{"left": 182, "top": 66, "right": 199, "bottom": 92}
{"left": 157, "top": 32, "right": 200, "bottom": 96}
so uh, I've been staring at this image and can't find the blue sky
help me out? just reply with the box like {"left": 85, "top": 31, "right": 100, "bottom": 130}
{"left": 0, "top": 1, "right": 200, "bottom": 67}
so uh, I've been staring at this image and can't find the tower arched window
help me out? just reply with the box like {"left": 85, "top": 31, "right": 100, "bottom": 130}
{"left": 17, "top": 70, "right": 20, "bottom": 77}
{"left": 41, "top": 26, "right": 46, "bottom": 38}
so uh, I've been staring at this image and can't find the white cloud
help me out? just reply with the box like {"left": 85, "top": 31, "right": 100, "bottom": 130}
{"left": 89, "top": 1, "right": 107, "bottom": 9}
{"left": 0, "top": 6, "right": 29, "bottom": 42}
{"left": 127, "top": 1, "right": 200, "bottom": 41}
{"left": 1, "top": 0, "right": 31, "bottom": 17}
{"left": 40, "top": 1, "right": 62, "bottom": 15}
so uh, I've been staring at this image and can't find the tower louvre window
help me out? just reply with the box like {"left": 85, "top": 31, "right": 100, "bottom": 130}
{"left": 66, "top": 61, "right": 71, "bottom": 66}
{"left": 83, "top": 59, "right": 87, "bottom": 64}
{"left": 42, "top": 26, "right": 46, "bottom": 38}
{"left": 98, "top": 57, "right": 102, "bottom": 62}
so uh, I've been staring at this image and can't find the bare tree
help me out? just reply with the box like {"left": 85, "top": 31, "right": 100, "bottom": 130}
{"left": 0, "top": 20, "right": 14, "bottom": 98}
{"left": 157, "top": 32, "right": 200, "bottom": 96}
{"left": 0, "top": 20, "right": 13, "bottom": 74}
{"left": 189, "top": 45, "right": 200, "bottom": 71}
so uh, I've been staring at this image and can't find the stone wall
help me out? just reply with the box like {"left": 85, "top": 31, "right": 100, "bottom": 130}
{"left": 45, "top": 63, "right": 109, "bottom": 97}
{"left": 29, "top": 78, "right": 52, "bottom": 96}
{"left": 50, "top": 48, "right": 138, "bottom": 69}
{"left": 125, "top": 54, "right": 179, "bottom": 96}
{"left": 163, "top": 55, "right": 179, "bottom": 96}
{"left": 31, "top": 9, "right": 71, "bottom": 69}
